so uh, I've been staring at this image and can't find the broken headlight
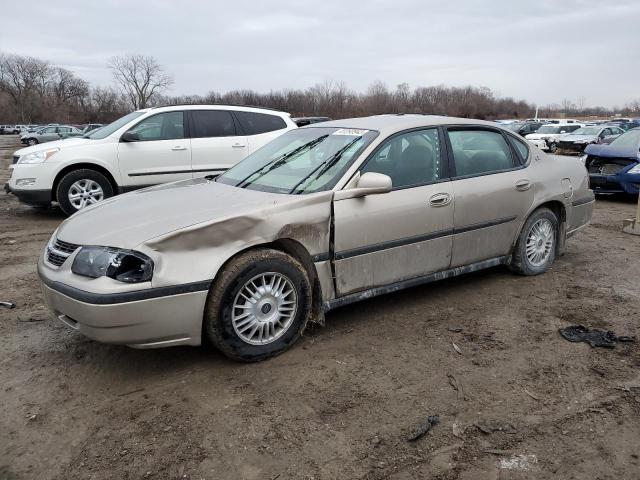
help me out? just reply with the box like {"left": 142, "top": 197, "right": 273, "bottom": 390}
{"left": 71, "top": 246, "right": 153, "bottom": 283}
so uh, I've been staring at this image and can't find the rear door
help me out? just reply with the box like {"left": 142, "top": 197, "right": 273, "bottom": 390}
{"left": 333, "top": 128, "right": 454, "bottom": 296}
{"left": 188, "top": 110, "right": 248, "bottom": 176}
{"left": 117, "top": 111, "right": 192, "bottom": 187}
{"left": 445, "top": 127, "right": 534, "bottom": 267}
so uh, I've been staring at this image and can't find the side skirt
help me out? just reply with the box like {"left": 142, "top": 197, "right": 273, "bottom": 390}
{"left": 323, "top": 255, "right": 511, "bottom": 312}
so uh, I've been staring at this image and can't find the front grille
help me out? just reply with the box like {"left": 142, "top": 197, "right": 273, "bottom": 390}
{"left": 12, "top": 155, "right": 20, "bottom": 164}
{"left": 46, "top": 238, "right": 80, "bottom": 267}
{"left": 558, "top": 141, "right": 583, "bottom": 151}
{"left": 586, "top": 157, "right": 635, "bottom": 175}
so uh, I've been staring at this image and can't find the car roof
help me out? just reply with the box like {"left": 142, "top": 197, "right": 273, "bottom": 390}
{"left": 303, "top": 114, "right": 498, "bottom": 136}
{"left": 147, "top": 104, "right": 290, "bottom": 116}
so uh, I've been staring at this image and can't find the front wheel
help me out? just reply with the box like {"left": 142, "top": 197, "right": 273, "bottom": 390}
{"left": 547, "top": 142, "right": 557, "bottom": 153}
{"left": 27, "top": 138, "right": 38, "bottom": 146}
{"left": 204, "top": 249, "right": 312, "bottom": 361}
{"left": 510, "top": 208, "right": 558, "bottom": 275}
{"left": 55, "top": 169, "right": 114, "bottom": 216}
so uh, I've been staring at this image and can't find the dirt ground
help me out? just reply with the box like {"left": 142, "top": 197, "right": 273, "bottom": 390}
{"left": 1, "top": 134, "right": 639, "bottom": 480}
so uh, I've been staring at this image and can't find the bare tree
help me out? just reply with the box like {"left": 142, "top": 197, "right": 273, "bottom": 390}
{"left": 108, "top": 54, "right": 173, "bottom": 109}
{"left": 0, "top": 52, "right": 51, "bottom": 122}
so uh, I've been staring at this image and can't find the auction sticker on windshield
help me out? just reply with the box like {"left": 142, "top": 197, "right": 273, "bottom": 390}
{"left": 332, "top": 128, "right": 369, "bottom": 136}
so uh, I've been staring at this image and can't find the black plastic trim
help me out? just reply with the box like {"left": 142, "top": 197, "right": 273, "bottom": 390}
{"left": 453, "top": 215, "right": 518, "bottom": 234}
{"left": 334, "top": 216, "right": 517, "bottom": 260}
{"left": 312, "top": 253, "right": 330, "bottom": 262}
{"left": 128, "top": 168, "right": 223, "bottom": 177}
{"left": 40, "top": 274, "right": 212, "bottom": 305}
{"left": 4, "top": 184, "right": 51, "bottom": 206}
{"left": 324, "top": 256, "right": 510, "bottom": 311}
{"left": 335, "top": 228, "right": 454, "bottom": 260}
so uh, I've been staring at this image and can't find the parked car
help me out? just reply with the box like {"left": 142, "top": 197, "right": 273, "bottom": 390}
{"left": 19, "top": 125, "right": 81, "bottom": 146}
{"left": 0, "top": 125, "right": 11, "bottom": 134}
{"left": 36, "top": 114, "right": 594, "bottom": 360}
{"left": 7, "top": 105, "right": 297, "bottom": 215}
{"left": 503, "top": 121, "right": 542, "bottom": 137}
{"left": 605, "top": 121, "right": 637, "bottom": 132}
{"left": 66, "top": 123, "right": 105, "bottom": 138}
{"left": 555, "top": 125, "right": 624, "bottom": 153}
{"left": 584, "top": 127, "right": 640, "bottom": 195}
{"left": 526, "top": 123, "right": 584, "bottom": 152}
{"left": 292, "top": 116, "right": 331, "bottom": 127}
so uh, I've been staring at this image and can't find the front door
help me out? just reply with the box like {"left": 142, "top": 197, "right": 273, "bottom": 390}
{"left": 445, "top": 127, "right": 534, "bottom": 267}
{"left": 117, "top": 111, "right": 192, "bottom": 187}
{"left": 188, "top": 110, "right": 248, "bottom": 176}
{"left": 333, "top": 128, "right": 454, "bottom": 296}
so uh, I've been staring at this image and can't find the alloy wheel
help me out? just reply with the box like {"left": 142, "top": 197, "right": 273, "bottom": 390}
{"left": 67, "top": 179, "right": 104, "bottom": 210}
{"left": 231, "top": 272, "right": 298, "bottom": 345}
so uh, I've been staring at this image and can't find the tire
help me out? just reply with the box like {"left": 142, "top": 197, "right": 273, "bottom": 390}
{"left": 204, "top": 248, "right": 312, "bottom": 362}
{"left": 510, "top": 207, "right": 558, "bottom": 276}
{"left": 55, "top": 169, "right": 114, "bottom": 216}
{"left": 547, "top": 142, "right": 557, "bottom": 153}
{"left": 27, "top": 138, "right": 38, "bottom": 146}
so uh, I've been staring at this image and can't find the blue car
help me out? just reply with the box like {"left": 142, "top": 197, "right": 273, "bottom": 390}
{"left": 584, "top": 128, "right": 640, "bottom": 195}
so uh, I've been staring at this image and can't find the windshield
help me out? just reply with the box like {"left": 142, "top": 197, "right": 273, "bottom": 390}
{"left": 87, "top": 111, "right": 146, "bottom": 139}
{"left": 504, "top": 123, "right": 524, "bottom": 131}
{"left": 537, "top": 126, "right": 561, "bottom": 134}
{"left": 609, "top": 128, "right": 640, "bottom": 149}
{"left": 217, "top": 127, "right": 378, "bottom": 194}
{"left": 571, "top": 127, "right": 599, "bottom": 135}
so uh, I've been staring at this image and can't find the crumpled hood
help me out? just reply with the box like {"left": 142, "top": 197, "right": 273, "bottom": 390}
{"left": 584, "top": 142, "right": 640, "bottom": 160}
{"left": 55, "top": 178, "right": 332, "bottom": 249}
{"left": 15, "top": 137, "right": 95, "bottom": 156}
{"left": 558, "top": 134, "right": 596, "bottom": 143}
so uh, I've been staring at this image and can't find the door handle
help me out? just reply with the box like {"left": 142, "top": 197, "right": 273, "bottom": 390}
{"left": 171, "top": 146, "right": 188, "bottom": 151}
{"left": 232, "top": 143, "right": 246, "bottom": 148}
{"left": 429, "top": 192, "right": 452, "bottom": 207}
{"left": 515, "top": 179, "right": 532, "bottom": 191}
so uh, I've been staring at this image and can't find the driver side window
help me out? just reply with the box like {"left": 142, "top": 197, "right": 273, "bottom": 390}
{"left": 360, "top": 128, "right": 443, "bottom": 189}
{"left": 127, "top": 112, "right": 185, "bottom": 141}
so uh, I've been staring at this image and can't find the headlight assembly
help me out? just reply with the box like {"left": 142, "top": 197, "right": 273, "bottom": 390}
{"left": 71, "top": 246, "right": 153, "bottom": 283}
{"left": 17, "top": 148, "right": 60, "bottom": 164}
{"left": 628, "top": 164, "right": 640, "bottom": 174}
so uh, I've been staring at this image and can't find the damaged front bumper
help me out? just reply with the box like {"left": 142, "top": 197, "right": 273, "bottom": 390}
{"left": 38, "top": 255, "right": 209, "bottom": 348}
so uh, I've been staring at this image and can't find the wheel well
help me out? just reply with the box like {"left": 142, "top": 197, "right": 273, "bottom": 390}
{"left": 538, "top": 200, "right": 566, "bottom": 224}
{"left": 512, "top": 200, "right": 567, "bottom": 255}
{"left": 214, "top": 239, "right": 325, "bottom": 324}
{"left": 52, "top": 163, "right": 118, "bottom": 201}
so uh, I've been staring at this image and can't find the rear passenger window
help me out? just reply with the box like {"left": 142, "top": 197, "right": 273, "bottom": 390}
{"left": 190, "top": 110, "right": 236, "bottom": 138}
{"left": 509, "top": 136, "right": 529, "bottom": 162}
{"left": 235, "top": 111, "right": 287, "bottom": 135}
{"left": 448, "top": 130, "right": 515, "bottom": 177}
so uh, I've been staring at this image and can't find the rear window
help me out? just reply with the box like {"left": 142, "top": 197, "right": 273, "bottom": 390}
{"left": 235, "top": 111, "right": 287, "bottom": 135}
{"left": 190, "top": 110, "right": 236, "bottom": 138}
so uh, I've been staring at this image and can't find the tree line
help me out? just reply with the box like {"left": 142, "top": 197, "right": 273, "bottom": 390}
{"left": 1, "top": 52, "right": 638, "bottom": 125}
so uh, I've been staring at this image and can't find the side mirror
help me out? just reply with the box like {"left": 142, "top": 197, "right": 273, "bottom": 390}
{"left": 334, "top": 172, "right": 392, "bottom": 200}
{"left": 121, "top": 131, "right": 140, "bottom": 142}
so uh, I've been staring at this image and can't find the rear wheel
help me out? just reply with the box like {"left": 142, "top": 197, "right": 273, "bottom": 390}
{"left": 510, "top": 208, "right": 558, "bottom": 275}
{"left": 204, "top": 249, "right": 312, "bottom": 361}
{"left": 55, "top": 169, "right": 114, "bottom": 216}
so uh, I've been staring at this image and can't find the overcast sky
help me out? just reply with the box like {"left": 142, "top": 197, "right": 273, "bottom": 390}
{"left": 1, "top": 0, "right": 638, "bottom": 108}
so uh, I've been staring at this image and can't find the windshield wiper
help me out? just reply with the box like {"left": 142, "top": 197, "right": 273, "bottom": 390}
{"left": 289, "top": 137, "right": 361, "bottom": 194}
{"left": 236, "top": 135, "right": 329, "bottom": 188}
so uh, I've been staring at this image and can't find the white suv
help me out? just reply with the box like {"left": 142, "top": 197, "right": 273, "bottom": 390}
{"left": 6, "top": 105, "right": 296, "bottom": 215}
